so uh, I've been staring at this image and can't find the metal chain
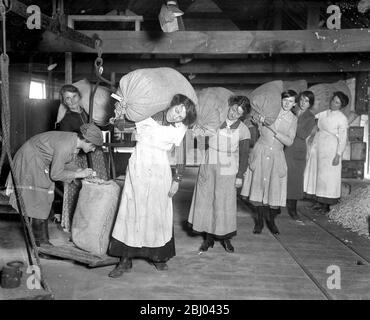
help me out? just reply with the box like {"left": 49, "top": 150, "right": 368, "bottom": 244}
{"left": 93, "top": 36, "right": 115, "bottom": 89}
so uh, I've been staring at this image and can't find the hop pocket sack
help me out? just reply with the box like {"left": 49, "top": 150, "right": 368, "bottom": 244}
{"left": 114, "top": 67, "right": 198, "bottom": 122}
{"left": 72, "top": 180, "right": 121, "bottom": 255}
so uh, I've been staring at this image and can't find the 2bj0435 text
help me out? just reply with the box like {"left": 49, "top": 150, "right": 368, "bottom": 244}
{"left": 183, "top": 304, "right": 230, "bottom": 317}
{"left": 139, "top": 304, "right": 230, "bottom": 317}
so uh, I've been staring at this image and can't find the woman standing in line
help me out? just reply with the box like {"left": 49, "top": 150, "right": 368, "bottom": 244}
{"left": 303, "top": 91, "right": 349, "bottom": 213}
{"left": 187, "top": 96, "right": 251, "bottom": 253}
{"left": 241, "top": 90, "right": 298, "bottom": 235}
{"left": 285, "top": 91, "right": 316, "bottom": 220}
{"left": 108, "top": 94, "right": 197, "bottom": 278}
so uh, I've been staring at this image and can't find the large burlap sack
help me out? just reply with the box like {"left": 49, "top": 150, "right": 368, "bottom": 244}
{"left": 249, "top": 80, "right": 283, "bottom": 125}
{"left": 56, "top": 79, "right": 115, "bottom": 126}
{"left": 193, "top": 87, "right": 234, "bottom": 136}
{"left": 71, "top": 180, "right": 121, "bottom": 255}
{"left": 114, "top": 67, "right": 198, "bottom": 122}
{"left": 283, "top": 80, "right": 308, "bottom": 94}
{"left": 308, "top": 80, "right": 351, "bottom": 115}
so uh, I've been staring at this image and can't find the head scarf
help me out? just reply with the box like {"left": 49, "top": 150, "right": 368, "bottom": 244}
{"left": 80, "top": 123, "right": 104, "bottom": 146}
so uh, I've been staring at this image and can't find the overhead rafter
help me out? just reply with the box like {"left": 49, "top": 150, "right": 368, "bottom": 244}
{"left": 10, "top": 0, "right": 96, "bottom": 48}
{"left": 38, "top": 29, "right": 370, "bottom": 54}
{"left": 72, "top": 56, "right": 370, "bottom": 74}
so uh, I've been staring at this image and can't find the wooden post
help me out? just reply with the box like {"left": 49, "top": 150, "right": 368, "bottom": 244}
{"left": 355, "top": 72, "right": 370, "bottom": 115}
{"left": 52, "top": 0, "right": 56, "bottom": 16}
{"left": 110, "top": 72, "right": 116, "bottom": 86}
{"left": 273, "top": 0, "right": 283, "bottom": 30}
{"left": 306, "top": 2, "right": 321, "bottom": 29}
{"left": 47, "top": 56, "right": 53, "bottom": 99}
{"left": 65, "top": 12, "right": 73, "bottom": 84}
{"left": 65, "top": 52, "right": 72, "bottom": 84}
{"left": 134, "top": 20, "right": 141, "bottom": 31}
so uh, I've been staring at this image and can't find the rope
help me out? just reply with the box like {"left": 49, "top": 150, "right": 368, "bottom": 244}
{"left": 0, "top": 5, "right": 53, "bottom": 296}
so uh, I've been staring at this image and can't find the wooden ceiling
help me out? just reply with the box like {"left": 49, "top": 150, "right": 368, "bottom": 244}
{"left": 17, "top": 0, "right": 370, "bottom": 30}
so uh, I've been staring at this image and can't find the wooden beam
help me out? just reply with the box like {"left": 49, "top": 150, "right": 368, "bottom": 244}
{"left": 10, "top": 0, "right": 96, "bottom": 49}
{"left": 355, "top": 72, "right": 370, "bottom": 114}
{"left": 67, "top": 15, "right": 144, "bottom": 23}
{"left": 73, "top": 57, "right": 370, "bottom": 75}
{"left": 187, "top": 74, "right": 346, "bottom": 84}
{"left": 38, "top": 29, "right": 370, "bottom": 54}
{"left": 273, "top": 0, "right": 283, "bottom": 30}
{"left": 76, "top": 73, "right": 346, "bottom": 85}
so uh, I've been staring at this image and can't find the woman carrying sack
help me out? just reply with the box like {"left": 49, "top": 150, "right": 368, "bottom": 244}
{"left": 108, "top": 94, "right": 197, "bottom": 277}
{"left": 187, "top": 96, "right": 251, "bottom": 253}
{"left": 241, "top": 90, "right": 298, "bottom": 235}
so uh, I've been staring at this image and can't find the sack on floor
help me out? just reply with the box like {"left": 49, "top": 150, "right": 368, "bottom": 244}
{"left": 113, "top": 67, "right": 198, "bottom": 122}
{"left": 56, "top": 79, "right": 115, "bottom": 127}
{"left": 308, "top": 80, "right": 351, "bottom": 115}
{"left": 283, "top": 80, "right": 308, "bottom": 94}
{"left": 72, "top": 180, "right": 121, "bottom": 255}
{"left": 193, "top": 87, "right": 234, "bottom": 136}
{"left": 249, "top": 80, "right": 283, "bottom": 125}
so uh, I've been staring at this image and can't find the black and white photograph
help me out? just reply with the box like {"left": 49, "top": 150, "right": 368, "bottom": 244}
{"left": 1, "top": 0, "right": 370, "bottom": 306}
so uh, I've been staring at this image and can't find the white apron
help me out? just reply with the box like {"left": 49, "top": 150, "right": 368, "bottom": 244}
{"left": 112, "top": 118, "right": 187, "bottom": 248}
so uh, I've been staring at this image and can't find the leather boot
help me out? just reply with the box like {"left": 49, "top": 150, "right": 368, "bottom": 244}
{"left": 287, "top": 199, "right": 299, "bottom": 220}
{"left": 221, "top": 239, "right": 234, "bottom": 253}
{"left": 265, "top": 208, "right": 280, "bottom": 235}
{"left": 108, "top": 257, "right": 133, "bottom": 278}
{"left": 319, "top": 203, "right": 330, "bottom": 213}
{"left": 32, "top": 218, "right": 52, "bottom": 247}
{"left": 253, "top": 206, "right": 264, "bottom": 234}
{"left": 199, "top": 233, "right": 214, "bottom": 252}
{"left": 153, "top": 262, "right": 169, "bottom": 271}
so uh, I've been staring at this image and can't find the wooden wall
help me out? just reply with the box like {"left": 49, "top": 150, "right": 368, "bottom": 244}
{"left": 8, "top": 68, "right": 60, "bottom": 154}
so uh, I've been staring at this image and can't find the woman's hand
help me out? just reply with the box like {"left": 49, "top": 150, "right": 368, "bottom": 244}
{"left": 265, "top": 125, "right": 277, "bottom": 135}
{"left": 168, "top": 181, "right": 179, "bottom": 198}
{"left": 251, "top": 110, "right": 265, "bottom": 124}
{"left": 332, "top": 154, "right": 340, "bottom": 166}
{"left": 75, "top": 168, "right": 96, "bottom": 179}
{"left": 235, "top": 178, "right": 243, "bottom": 188}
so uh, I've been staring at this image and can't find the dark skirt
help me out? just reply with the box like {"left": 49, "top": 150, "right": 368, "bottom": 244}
{"left": 304, "top": 193, "right": 339, "bottom": 205}
{"left": 108, "top": 237, "right": 175, "bottom": 262}
{"left": 187, "top": 222, "right": 236, "bottom": 240}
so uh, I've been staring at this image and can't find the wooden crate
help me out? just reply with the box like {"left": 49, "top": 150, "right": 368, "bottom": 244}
{"left": 350, "top": 142, "right": 367, "bottom": 161}
{"left": 342, "top": 160, "right": 364, "bottom": 179}
{"left": 348, "top": 126, "right": 364, "bottom": 142}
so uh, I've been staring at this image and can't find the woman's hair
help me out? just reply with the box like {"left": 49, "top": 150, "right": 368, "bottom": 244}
{"left": 228, "top": 95, "right": 251, "bottom": 122}
{"left": 281, "top": 90, "right": 298, "bottom": 100}
{"left": 59, "top": 84, "right": 81, "bottom": 104}
{"left": 170, "top": 94, "right": 197, "bottom": 127}
{"left": 332, "top": 91, "right": 349, "bottom": 108}
{"left": 299, "top": 90, "right": 315, "bottom": 109}
{"left": 77, "top": 132, "right": 92, "bottom": 145}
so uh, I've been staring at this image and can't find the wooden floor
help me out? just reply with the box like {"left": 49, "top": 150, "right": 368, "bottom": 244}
{"left": 1, "top": 168, "right": 370, "bottom": 300}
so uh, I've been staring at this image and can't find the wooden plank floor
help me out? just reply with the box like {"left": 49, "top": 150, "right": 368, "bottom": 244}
{"left": 1, "top": 168, "right": 370, "bottom": 299}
